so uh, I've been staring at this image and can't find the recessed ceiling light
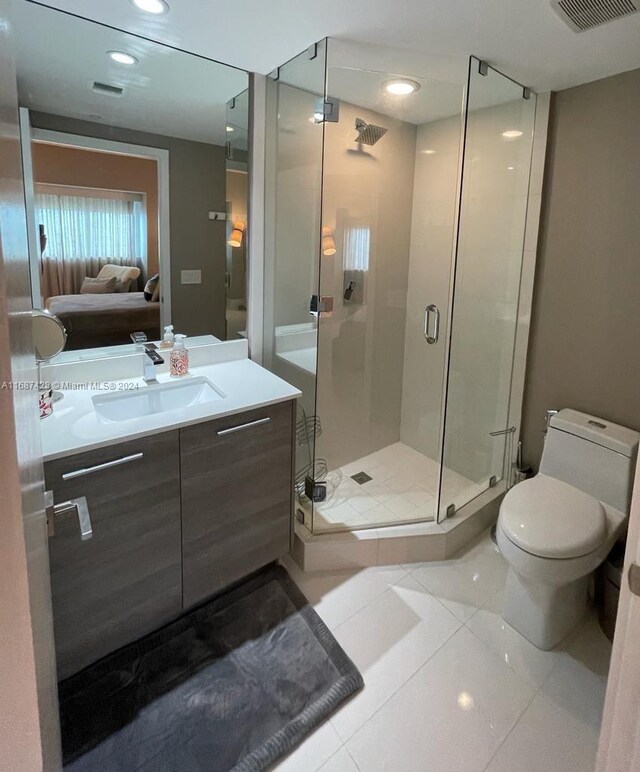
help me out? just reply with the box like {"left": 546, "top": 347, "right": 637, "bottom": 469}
{"left": 226, "top": 126, "right": 234, "bottom": 132}
{"left": 131, "top": 0, "right": 169, "bottom": 14}
{"left": 384, "top": 79, "right": 421, "bottom": 96}
{"left": 502, "top": 130, "right": 523, "bottom": 138}
{"left": 108, "top": 51, "right": 138, "bottom": 65}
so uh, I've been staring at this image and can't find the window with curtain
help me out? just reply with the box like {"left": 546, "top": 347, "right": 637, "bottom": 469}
{"left": 35, "top": 185, "right": 147, "bottom": 297}
{"left": 343, "top": 223, "right": 371, "bottom": 272}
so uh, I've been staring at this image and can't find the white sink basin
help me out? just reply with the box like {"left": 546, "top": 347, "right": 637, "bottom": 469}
{"left": 92, "top": 377, "right": 225, "bottom": 423}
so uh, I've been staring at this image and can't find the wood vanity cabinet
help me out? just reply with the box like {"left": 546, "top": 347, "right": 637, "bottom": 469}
{"left": 180, "top": 401, "right": 295, "bottom": 608}
{"left": 45, "top": 400, "right": 295, "bottom": 678}
{"left": 45, "top": 431, "right": 182, "bottom": 679}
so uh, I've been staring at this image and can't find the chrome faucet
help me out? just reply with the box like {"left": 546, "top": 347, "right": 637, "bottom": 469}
{"left": 130, "top": 332, "right": 164, "bottom": 383}
{"left": 143, "top": 347, "right": 164, "bottom": 384}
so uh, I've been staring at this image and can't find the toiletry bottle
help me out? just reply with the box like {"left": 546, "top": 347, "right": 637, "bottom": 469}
{"left": 160, "top": 324, "right": 174, "bottom": 350}
{"left": 170, "top": 334, "right": 189, "bottom": 377}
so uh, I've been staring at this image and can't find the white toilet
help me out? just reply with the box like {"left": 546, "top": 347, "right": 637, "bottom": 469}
{"left": 497, "top": 409, "right": 639, "bottom": 650}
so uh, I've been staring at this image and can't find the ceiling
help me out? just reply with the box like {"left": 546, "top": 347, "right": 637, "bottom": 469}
{"left": 13, "top": 1, "right": 248, "bottom": 145}
{"left": 28, "top": 0, "right": 640, "bottom": 93}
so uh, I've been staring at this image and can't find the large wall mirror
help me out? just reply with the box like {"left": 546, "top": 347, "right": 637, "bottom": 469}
{"left": 14, "top": 1, "right": 249, "bottom": 357}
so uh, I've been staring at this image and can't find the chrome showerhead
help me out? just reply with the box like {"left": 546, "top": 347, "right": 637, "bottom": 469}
{"left": 354, "top": 118, "right": 388, "bottom": 146}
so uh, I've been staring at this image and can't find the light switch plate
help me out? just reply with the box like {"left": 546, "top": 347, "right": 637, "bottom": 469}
{"left": 181, "top": 270, "right": 202, "bottom": 285}
{"left": 208, "top": 211, "right": 227, "bottom": 221}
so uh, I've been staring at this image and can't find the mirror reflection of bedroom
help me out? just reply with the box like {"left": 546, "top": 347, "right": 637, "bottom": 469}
{"left": 14, "top": 2, "right": 249, "bottom": 353}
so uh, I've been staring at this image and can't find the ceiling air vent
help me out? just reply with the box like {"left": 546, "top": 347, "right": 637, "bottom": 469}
{"left": 551, "top": 0, "right": 638, "bottom": 31}
{"left": 91, "top": 81, "right": 124, "bottom": 97}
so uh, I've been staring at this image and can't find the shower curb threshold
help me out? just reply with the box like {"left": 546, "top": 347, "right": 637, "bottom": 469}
{"left": 291, "top": 484, "right": 505, "bottom": 571}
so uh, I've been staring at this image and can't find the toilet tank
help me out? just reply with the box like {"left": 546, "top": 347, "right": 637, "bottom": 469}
{"left": 540, "top": 409, "right": 639, "bottom": 513}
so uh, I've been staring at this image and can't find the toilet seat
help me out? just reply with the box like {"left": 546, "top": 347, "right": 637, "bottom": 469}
{"left": 500, "top": 475, "right": 607, "bottom": 560}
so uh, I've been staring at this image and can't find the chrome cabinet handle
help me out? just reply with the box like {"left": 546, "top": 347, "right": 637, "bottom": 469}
{"left": 217, "top": 417, "right": 271, "bottom": 436}
{"left": 45, "top": 492, "right": 93, "bottom": 540}
{"left": 62, "top": 452, "right": 144, "bottom": 481}
{"left": 424, "top": 304, "right": 440, "bottom": 344}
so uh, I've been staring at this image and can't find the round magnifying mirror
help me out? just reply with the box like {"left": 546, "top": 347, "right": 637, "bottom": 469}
{"left": 32, "top": 308, "right": 67, "bottom": 362}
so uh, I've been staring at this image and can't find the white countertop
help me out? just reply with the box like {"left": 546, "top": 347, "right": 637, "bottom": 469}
{"left": 276, "top": 348, "right": 317, "bottom": 376}
{"left": 40, "top": 356, "right": 301, "bottom": 462}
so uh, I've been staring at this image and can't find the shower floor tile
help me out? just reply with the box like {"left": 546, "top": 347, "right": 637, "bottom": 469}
{"left": 312, "top": 442, "right": 478, "bottom": 533}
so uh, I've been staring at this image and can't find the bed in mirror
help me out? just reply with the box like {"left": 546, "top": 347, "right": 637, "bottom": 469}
{"left": 14, "top": 0, "right": 249, "bottom": 358}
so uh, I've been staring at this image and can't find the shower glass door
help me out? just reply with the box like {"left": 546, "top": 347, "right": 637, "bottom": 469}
{"left": 263, "top": 42, "right": 327, "bottom": 531}
{"left": 437, "top": 58, "right": 536, "bottom": 521}
{"left": 311, "top": 41, "right": 465, "bottom": 533}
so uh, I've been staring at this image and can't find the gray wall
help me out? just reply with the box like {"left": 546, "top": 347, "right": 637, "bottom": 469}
{"left": 30, "top": 112, "right": 228, "bottom": 339}
{"left": 522, "top": 68, "right": 640, "bottom": 470}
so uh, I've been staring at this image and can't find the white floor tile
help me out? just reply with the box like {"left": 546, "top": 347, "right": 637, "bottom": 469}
{"left": 467, "top": 590, "right": 564, "bottom": 688}
{"left": 282, "top": 530, "right": 610, "bottom": 772}
{"left": 382, "top": 473, "right": 415, "bottom": 495}
{"left": 330, "top": 574, "right": 461, "bottom": 740}
{"left": 484, "top": 693, "right": 600, "bottom": 772}
{"left": 403, "top": 485, "right": 435, "bottom": 508}
{"left": 349, "top": 494, "right": 379, "bottom": 514}
{"left": 383, "top": 494, "right": 417, "bottom": 518}
{"left": 538, "top": 612, "right": 611, "bottom": 732}
{"left": 314, "top": 442, "right": 475, "bottom": 533}
{"left": 361, "top": 504, "right": 396, "bottom": 526}
{"left": 281, "top": 559, "right": 407, "bottom": 630}
{"left": 360, "top": 481, "right": 395, "bottom": 505}
{"left": 411, "top": 555, "right": 502, "bottom": 623}
{"left": 273, "top": 720, "right": 343, "bottom": 772}
{"left": 411, "top": 530, "right": 508, "bottom": 622}
{"left": 346, "top": 627, "right": 535, "bottom": 772}
{"left": 318, "top": 747, "right": 360, "bottom": 772}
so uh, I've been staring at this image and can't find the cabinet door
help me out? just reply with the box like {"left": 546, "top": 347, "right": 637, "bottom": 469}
{"left": 45, "top": 431, "right": 182, "bottom": 679}
{"left": 181, "top": 401, "right": 294, "bottom": 607}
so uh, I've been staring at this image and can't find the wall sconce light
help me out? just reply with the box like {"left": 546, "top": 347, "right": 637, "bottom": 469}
{"left": 228, "top": 220, "right": 245, "bottom": 248}
{"left": 321, "top": 226, "right": 336, "bottom": 256}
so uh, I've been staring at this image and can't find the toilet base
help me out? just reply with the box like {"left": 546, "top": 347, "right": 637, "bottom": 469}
{"left": 501, "top": 567, "right": 589, "bottom": 650}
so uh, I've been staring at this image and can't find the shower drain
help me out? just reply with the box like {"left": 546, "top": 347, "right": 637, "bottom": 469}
{"left": 351, "top": 471, "right": 372, "bottom": 485}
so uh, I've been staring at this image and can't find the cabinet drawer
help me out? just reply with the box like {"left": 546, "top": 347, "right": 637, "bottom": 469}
{"left": 181, "top": 400, "right": 294, "bottom": 607}
{"left": 45, "top": 432, "right": 182, "bottom": 679}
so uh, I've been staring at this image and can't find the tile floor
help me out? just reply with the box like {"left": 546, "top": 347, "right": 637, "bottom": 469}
{"left": 313, "top": 442, "right": 484, "bottom": 533}
{"left": 277, "top": 529, "right": 611, "bottom": 772}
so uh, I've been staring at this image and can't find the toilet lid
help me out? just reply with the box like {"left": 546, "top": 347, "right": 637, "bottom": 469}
{"left": 500, "top": 476, "right": 607, "bottom": 559}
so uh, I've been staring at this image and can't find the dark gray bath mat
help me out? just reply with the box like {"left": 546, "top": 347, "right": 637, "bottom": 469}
{"left": 60, "top": 564, "right": 363, "bottom": 771}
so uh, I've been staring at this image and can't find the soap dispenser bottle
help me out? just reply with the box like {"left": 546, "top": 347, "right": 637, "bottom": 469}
{"left": 160, "top": 324, "right": 174, "bottom": 350}
{"left": 170, "top": 334, "right": 189, "bottom": 377}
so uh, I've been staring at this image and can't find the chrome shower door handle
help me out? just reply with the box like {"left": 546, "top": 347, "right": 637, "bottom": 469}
{"left": 424, "top": 304, "right": 440, "bottom": 344}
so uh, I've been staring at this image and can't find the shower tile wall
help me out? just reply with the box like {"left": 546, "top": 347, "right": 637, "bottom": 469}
{"left": 315, "top": 101, "right": 417, "bottom": 471}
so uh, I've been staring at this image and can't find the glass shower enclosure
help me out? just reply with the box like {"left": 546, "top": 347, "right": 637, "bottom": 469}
{"left": 263, "top": 41, "right": 537, "bottom": 535}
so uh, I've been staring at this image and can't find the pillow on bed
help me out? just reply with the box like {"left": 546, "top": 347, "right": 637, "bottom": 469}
{"left": 80, "top": 276, "right": 117, "bottom": 294}
{"left": 144, "top": 273, "right": 160, "bottom": 302}
{"left": 113, "top": 277, "right": 133, "bottom": 293}
{"left": 97, "top": 264, "right": 140, "bottom": 293}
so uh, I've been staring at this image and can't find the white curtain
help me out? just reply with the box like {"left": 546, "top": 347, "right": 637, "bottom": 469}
{"left": 36, "top": 191, "right": 147, "bottom": 297}
{"left": 343, "top": 224, "right": 371, "bottom": 272}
